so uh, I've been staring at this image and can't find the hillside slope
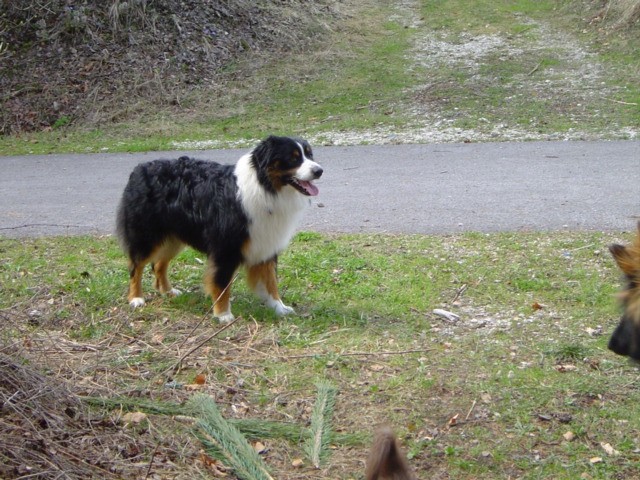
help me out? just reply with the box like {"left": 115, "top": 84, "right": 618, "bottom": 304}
{"left": 0, "top": 0, "right": 340, "bottom": 134}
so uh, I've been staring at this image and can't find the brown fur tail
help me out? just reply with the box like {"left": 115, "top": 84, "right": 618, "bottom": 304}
{"left": 365, "top": 427, "right": 417, "bottom": 480}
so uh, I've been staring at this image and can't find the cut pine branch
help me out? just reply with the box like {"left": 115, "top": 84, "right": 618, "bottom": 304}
{"left": 305, "top": 381, "right": 338, "bottom": 468}
{"left": 188, "top": 394, "right": 274, "bottom": 480}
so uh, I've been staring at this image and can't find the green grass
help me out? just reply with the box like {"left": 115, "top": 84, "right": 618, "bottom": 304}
{"left": 2, "top": 230, "right": 639, "bottom": 478}
{"left": 1, "top": 0, "right": 639, "bottom": 155}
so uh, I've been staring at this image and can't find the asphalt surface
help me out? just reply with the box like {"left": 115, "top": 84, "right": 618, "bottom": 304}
{"left": 1, "top": 140, "right": 639, "bottom": 238}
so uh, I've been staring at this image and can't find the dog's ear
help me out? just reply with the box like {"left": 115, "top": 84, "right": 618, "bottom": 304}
{"left": 252, "top": 136, "right": 279, "bottom": 168}
{"left": 610, "top": 221, "right": 640, "bottom": 278}
{"left": 610, "top": 244, "right": 634, "bottom": 277}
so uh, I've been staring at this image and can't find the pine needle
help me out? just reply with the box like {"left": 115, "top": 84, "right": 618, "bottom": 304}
{"left": 305, "top": 380, "right": 337, "bottom": 468}
{"left": 187, "top": 394, "right": 274, "bottom": 480}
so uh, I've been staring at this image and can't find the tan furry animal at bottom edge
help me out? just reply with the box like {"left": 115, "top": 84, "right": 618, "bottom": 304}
{"left": 608, "top": 221, "right": 640, "bottom": 360}
{"left": 365, "top": 426, "right": 417, "bottom": 480}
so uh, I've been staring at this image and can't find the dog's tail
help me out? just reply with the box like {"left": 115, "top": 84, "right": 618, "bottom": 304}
{"left": 365, "top": 426, "right": 417, "bottom": 480}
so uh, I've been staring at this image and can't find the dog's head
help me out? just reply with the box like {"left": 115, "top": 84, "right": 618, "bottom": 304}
{"left": 608, "top": 222, "right": 640, "bottom": 360}
{"left": 251, "top": 136, "right": 323, "bottom": 196}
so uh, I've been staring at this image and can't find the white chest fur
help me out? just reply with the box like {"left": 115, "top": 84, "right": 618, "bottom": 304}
{"left": 234, "top": 154, "right": 310, "bottom": 265}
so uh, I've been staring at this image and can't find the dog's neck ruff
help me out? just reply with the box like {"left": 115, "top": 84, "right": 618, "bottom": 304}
{"left": 234, "top": 153, "right": 310, "bottom": 265}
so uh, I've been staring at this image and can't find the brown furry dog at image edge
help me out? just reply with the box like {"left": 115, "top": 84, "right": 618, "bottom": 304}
{"left": 608, "top": 221, "right": 640, "bottom": 360}
{"left": 365, "top": 427, "right": 417, "bottom": 480}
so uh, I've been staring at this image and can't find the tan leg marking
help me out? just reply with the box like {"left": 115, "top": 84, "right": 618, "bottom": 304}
{"left": 247, "top": 260, "right": 294, "bottom": 316}
{"left": 151, "top": 238, "right": 184, "bottom": 294}
{"left": 128, "top": 258, "right": 147, "bottom": 304}
{"left": 204, "top": 258, "right": 236, "bottom": 323}
{"left": 247, "top": 261, "right": 280, "bottom": 301}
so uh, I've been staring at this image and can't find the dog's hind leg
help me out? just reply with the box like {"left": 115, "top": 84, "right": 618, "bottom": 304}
{"left": 151, "top": 238, "right": 184, "bottom": 297}
{"left": 128, "top": 258, "right": 148, "bottom": 308}
{"left": 247, "top": 258, "right": 295, "bottom": 317}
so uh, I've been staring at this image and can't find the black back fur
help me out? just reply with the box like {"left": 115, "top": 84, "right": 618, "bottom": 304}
{"left": 116, "top": 156, "right": 248, "bottom": 268}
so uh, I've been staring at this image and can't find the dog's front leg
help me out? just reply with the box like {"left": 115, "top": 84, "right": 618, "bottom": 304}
{"left": 205, "top": 257, "right": 239, "bottom": 323}
{"left": 247, "top": 259, "right": 295, "bottom": 317}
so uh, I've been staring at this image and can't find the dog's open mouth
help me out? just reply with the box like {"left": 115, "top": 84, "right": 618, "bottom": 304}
{"left": 287, "top": 178, "right": 319, "bottom": 196}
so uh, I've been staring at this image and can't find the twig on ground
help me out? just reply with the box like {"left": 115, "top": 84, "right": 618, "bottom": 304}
{"left": 605, "top": 97, "right": 638, "bottom": 106}
{"left": 451, "top": 284, "right": 467, "bottom": 303}
{"left": 143, "top": 443, "right": 160, "bottom": 480}
{"left": 281, "top": 348, "right": 433, "bottom": 360}
{"left": 527, "top": 61, "right": 542, "bottom": 75}
{"left": 162, "top": 273, "right": 240, "bottom": 376}
{"left": 175, "top": 272, "right": 239, "bottom": 352}
{"left": 165, "top": 316, "right": 240, "bottom": 376}
{"left": 465, "top": 399, "right": 477, "bottom": 421}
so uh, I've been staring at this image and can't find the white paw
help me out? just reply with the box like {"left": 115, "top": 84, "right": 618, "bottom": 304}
{"left": 275, "top": 303, "right": 295, "bottom": 317}
{"left": 129, "top": 297, "right": 145, "bottom": 308}
{"left": 167, "top": 288, "right": 182, "bottom": 297}
{"left": 216, "top": 311, "right": 235, "bottom": 324}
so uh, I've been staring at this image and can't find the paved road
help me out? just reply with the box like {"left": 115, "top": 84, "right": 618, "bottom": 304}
{"left": 1, "top": 140, "right": 638, "bottom": 238}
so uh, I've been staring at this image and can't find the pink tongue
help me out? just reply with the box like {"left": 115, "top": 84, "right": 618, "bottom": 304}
{"left": 300, "top": 181, "right": 319, "bottom": 196}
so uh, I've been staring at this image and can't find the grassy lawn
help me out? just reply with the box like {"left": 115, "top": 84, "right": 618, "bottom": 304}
{"left": 2, "top": 230, "right": 639, "bottom": 479}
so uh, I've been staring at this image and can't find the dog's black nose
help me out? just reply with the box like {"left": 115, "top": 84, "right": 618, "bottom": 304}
{"left": 313, "top": 166, "right": 323, "bottom": 179}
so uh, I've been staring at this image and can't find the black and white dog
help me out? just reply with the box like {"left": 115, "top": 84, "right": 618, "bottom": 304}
{"left": 116, "top": 136, "right": 323, "bottom": 322}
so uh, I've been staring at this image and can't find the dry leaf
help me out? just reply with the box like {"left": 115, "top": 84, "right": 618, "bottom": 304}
{"left": 122, "top": 411, "right": 147, "bottom": 424}
{"left": 600, "top": 442, "right": 620, "bottom": 456}
{"left": 184, "top": 383, "right": 204, "bottom": 391}
{"left": 589, "top": 456, "right": 603, "bottom": 464}
{"left": 563, "top": 431, "right": 576, "bottom": 442}
{"left": 232, "top": 402, "right": 249, "bottom": 415}
{"left": 448, "top": 413, "right": 459, "bottom": 426}
{"left": 369, "top": 364, "right": 385, "bottom": 372}
{"left": 291, "top": 458, "right": 304, "bottom": 468}
{"left": 199, "top": 451, "right": 228, "bottom": 476}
